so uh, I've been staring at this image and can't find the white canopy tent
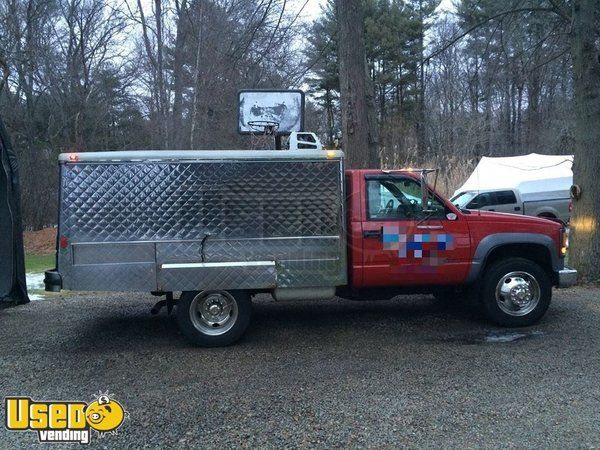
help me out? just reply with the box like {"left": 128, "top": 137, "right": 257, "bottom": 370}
{"left": 453, "top": 153, "right": 573, "bottom": 201}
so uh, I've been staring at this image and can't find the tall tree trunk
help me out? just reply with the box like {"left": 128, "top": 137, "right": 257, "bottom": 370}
{"left": 516, "top": 83, "right": 523, "bottom": 150}
{"left": 569, "top": 0, "right": 600, "bottom": 281}
{"left": 171, "top": 0, "right": 188, "bottom": 148}
{"left": 415, "top": 0, "right": 426, "bottom": 157}
{"left": 526, "top": 71, "right": 541, "bottom": 152}
{"left": 155, "top": 0, "right": 168, "bottom": 149}
{"left": 189, "top": 1, "right": 204, "bottom": 149}
{"left": 325, "top": 87, "right": 335, "bottom": 147}
{"left": 335, "top": 0, "right": 379, "bottom": 168}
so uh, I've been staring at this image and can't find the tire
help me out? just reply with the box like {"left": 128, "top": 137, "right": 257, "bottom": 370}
{"left": 177, "top": 290, "right": 252, "bottom": 347}
{"left": 480, "top": 257, "right": 551, "bottom": 327}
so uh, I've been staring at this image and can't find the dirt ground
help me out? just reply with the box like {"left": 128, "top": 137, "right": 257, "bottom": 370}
{"left": 23, "top": 227, "right": 57, "bottom": 254}
{"left": 1, "top": 286, "right": 599, "bottom": 448}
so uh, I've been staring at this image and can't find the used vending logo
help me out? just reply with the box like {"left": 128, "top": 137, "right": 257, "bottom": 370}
{"left": 5, "top": 392, "right": 127, "bottom": 444}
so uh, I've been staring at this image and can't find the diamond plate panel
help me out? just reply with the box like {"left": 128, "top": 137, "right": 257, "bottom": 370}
{"left": 156, "top": 237, "right": 341, "bottom": 264}
{"left": 73, "top": 242, "right": 155, "bottom": 265}
{"left": 276, "top": 259, "right": 345, "bottom": 287}
{"left": 58, "top": 158, "right": 347, "bottom": 291}
{"left": 60, "top": 160, "right": 342, "bottom": 241}
{"left": 155, "top": 237, "right": 345, "bottom": 288}
{"left": 70, "top": 263, "right": 156, "bottom": 291}
{"left": 158, "top": 264, "right": 277, "bottom": 291}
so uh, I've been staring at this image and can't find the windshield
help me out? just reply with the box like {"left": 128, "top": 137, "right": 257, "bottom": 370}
{"left": 451, "top": 191, "right": 477, "bottom": 209}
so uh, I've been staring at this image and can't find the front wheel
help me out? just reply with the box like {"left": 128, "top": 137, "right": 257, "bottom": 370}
{"left": 480, "top": 257, "right": 551, "bottom": 327}
{"left": 177, "top": 290, "right": 252, "bottom": 347}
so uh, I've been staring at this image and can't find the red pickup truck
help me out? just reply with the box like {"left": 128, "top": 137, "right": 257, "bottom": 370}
{"left": 342, "top": 169, "right": 575, "bottom": 325}
{"left": 44, "top": 150, "right": 576, "bottom": 346}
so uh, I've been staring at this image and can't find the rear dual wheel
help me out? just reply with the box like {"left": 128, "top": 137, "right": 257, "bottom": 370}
{"left": 177, "top": 290, "right": 252, "bottom": 347}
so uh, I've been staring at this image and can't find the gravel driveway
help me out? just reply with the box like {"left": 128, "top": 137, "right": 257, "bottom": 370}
{"left": 1, "top": 287, "right": 599, "bottom": 448}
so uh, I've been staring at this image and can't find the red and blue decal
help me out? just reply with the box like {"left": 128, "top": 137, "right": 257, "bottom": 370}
{"left": 382, "top": 224, "right": 455, "bottom": 266}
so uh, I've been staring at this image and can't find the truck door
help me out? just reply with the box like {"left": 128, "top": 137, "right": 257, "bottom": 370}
{"left": 488, "top": 190, "right": 521, "bottom": 214}
{"left": 494, "top": 190, "right": 521, "bottom": 214}
{"left": 360, "top": 174, "right": 471, "bottom": 287}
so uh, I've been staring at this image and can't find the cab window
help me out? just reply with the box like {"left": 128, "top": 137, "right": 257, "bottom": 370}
{"left": 468, "top": 191, "right": 517, "bottom": 208}
{"left": 496, "top": 190, "right": 517, "bottom": 204}
{"left": 366, "top": 177, "right": 446, "bottom": 220}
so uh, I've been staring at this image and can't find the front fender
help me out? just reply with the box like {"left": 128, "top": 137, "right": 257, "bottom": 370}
{"left": 466, "top": 233, "right": 562, "bottom": 283}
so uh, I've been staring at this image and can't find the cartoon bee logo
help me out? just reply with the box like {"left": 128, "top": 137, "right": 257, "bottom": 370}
{"left": 85, "top": 393, "right": 127, "bottom": 435}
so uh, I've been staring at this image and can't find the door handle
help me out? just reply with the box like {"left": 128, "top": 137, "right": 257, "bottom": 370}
{"left": 416, "top": 225, "right": 443, "bottom": 230}
{"left": 489, "top": 208, "right": 495, "bottom": 211}
{"left": 363, "top": 229, "right": 382, "bottom": 239}
{"left": 514, "top": 206, "right": 521, "bottom": 211}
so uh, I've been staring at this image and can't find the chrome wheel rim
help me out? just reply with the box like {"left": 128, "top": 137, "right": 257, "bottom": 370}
{"left": 495, "top": 271, "right": 541, "bottom": 316}
{"left": 189, "top": 291, "right": 238, "bottom": 336}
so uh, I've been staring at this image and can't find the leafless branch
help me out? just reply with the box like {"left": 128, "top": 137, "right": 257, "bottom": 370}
{"left": 424, "top": 7, "right": 560, "bottom": 64}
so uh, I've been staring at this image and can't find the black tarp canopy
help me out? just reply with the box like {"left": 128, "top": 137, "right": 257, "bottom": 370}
{"left": 0, "top": 115, "right": 29, "bottom": 305}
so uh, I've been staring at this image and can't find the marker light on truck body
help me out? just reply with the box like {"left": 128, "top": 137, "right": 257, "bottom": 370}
{"left": 560, "top": 228, "right": 568, "bottom": 256}
{"left": 59, "top": 235, "right": 69, "bottom": 249}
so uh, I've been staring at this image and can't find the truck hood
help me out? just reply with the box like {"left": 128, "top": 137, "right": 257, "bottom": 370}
{"left": 463, "top": 209, "right": 563, "bottom": 229}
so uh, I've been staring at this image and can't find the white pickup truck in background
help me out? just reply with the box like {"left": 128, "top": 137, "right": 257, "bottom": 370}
{"left": 452, "top": 153, "right": 573, "bottom": 225}
{"left": 451, "top": 187, "right": 571, "bottom": 224}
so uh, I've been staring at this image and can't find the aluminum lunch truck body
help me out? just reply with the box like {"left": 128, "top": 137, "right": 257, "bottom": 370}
{"left": 49, "top": 150, "right": 346, "bottom": 296}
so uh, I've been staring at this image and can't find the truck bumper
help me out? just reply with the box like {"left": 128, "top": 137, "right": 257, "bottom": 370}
{"left": 558, "top": 268, "right": 577, "bottom": 288}
{"left": 44, "top": 269, "right": 62, "bottom": 292}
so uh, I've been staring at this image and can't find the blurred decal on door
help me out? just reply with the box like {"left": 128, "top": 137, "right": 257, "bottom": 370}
{"left": 382, "top": 224, "right": 455, "bottom": 267}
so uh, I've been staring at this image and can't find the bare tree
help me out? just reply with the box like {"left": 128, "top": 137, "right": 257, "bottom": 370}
{"left": 135, "top": 0, "right": 169, "bottom": 148}
{"left": 56, "top": 0, "right": 128, "bottom": 149}
{"left": 170, "top": 0, "right": 188, "bottom": 148}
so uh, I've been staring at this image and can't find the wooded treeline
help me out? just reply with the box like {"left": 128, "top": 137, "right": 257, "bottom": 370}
{"left": 0, "top": 0, "right": 592, "bottom": 234}
{"left": 325, "top": 0, "right": 598, "bottom": 280}
{"left": 307, "top": 0, "right": 575, "bottom": 168}
{"left": 0, "top": 0, "right": 306, "bottom": 228}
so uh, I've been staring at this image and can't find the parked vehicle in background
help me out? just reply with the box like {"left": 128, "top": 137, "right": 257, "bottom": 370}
{"left": 451, "top": 188, "right": 571, "bottom": 225}
{"left": 452, "top": 154, "right": 573, "bottom": 224}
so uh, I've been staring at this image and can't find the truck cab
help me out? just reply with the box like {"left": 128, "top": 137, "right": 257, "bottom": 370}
{"left": 346, "top": 170, "right": 472, "bottom": 288}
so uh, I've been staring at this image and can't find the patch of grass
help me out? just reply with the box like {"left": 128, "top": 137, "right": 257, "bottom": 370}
{"left": 25, "top": 253, "right": 55, "bottom": 273}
